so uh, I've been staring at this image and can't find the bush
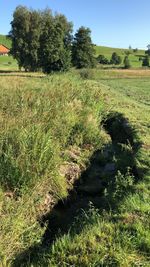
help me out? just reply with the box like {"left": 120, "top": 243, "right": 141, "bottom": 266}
{"left": 79, "top": 68, "right": 94, "bottom": 79}
{"left": 97, "top": 54, "right": 109, "bottom": 65}
{"left": 110, "top": 52, "right": 122, "bottom": 65}
{"left": 123, "top": 56, "right": 131, "bottom": 69}
{"left": 142, "top": 55, "right": 149, "bottom": 67}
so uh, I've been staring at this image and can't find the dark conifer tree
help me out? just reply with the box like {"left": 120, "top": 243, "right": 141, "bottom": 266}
{"left": 110, "top": 52, "right": 122, "bottom": 65}
{"left": 72, "top": 27, "right": 96, "bottom": 68}
{"left": 123, "top": 56, "right": 131, "bottom": 69}
{"left": 142, "top": 55, "right": 149, "bottom": 67}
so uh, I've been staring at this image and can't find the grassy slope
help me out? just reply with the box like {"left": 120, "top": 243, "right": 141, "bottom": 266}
{"left": 95, "top": 45, "right": 145, "bottom": 68}
{"left": 0, "top": 72, "right": 105, "bottom": 265}
{"left": 0, "top": 34, "right": 11, "bottom": 48}
{"left": 31, "top": 70, "right": 149, "bottom": 267}
{"left": 0, "top": 69, "right": 149, "bottom": 266}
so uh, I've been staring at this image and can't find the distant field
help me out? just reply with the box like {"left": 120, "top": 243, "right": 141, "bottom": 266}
{"left": 95, "top": 45, "right": 145, "bottom": 68}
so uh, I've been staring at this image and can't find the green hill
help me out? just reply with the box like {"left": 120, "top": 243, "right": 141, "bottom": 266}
{"left": 0, "top": 34, "right": 11, "bottom": 48}
{"left": 95, "top": 45, "right": 145, "bottom": 68}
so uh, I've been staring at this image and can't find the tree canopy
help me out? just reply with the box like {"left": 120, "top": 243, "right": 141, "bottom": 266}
{"left": 10, "top": 6, "right": 73, "bottom": 73}
{"left": 72, "top": 27, "right": 96, "bottom": 68}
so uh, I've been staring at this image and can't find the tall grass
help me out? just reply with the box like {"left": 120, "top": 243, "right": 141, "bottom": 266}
{"left": 0, "top": 69, "right": 150, "bottom": 266}
{"left": 0, "top": 72, "right": 105, "bottom": 263}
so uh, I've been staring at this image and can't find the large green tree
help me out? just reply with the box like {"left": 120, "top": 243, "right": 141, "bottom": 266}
{"left": 39, "top": 10, "right": 73, "bottom": 73}
{"left": 10, "top": 6, "right": 41, "bottom": 71}
{"left": 27, "top": 10, "right": 42, "bottom": 71}
{"left": 72, "top": 27, "right": 96, "bottom": 68}
{"left": 10, "top": 6, "right": 72, "bottom": 73}
{"left": 10, "top": 6, "right": 31, "bottom": 71}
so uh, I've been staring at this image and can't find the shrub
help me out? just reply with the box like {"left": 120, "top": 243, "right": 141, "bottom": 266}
{"left": 110, "top": 52, "right": 122, "bottom": 65}
{"left": 97, "top": 54, "right": 109, "bottom": 65}
{"left": 142, "top": 55, "right": 149, "bottom": 67}
{"left": 79, "top": 68, "right": 94, "bottom": 79}
{"left": 123, "top": 56, "right": 131, "bottom": 69}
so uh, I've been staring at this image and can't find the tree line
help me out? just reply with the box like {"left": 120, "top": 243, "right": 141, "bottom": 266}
{"left": 9, "top": 6, "right": 150, "bottom": 72}
{"left": 9, "top": 6, "right": 96, "bottom": 73}
{"left": 97, "top": 52, "right": 131, "bottom": 69}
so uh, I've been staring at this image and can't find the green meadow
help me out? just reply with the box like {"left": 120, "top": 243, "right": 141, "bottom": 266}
{"left": 0, "top": 66, "right": 150, "bottom": 266}
{"left": 0, "top": 40, "right": 150, "bottom": 266}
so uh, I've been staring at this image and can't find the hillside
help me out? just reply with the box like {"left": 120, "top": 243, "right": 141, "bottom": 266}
{"left": 95, "top": 45, "right": 145, "bottom": 68}
{"left": 0, "top": 34, "right": 11, "bottom": 48}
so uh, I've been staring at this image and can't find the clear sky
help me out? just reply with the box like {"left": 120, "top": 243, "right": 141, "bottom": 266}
{"left": 0, "top": 0, "right": 150, "bottom": 49}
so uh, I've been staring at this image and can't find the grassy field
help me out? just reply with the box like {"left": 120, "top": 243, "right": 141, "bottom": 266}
{"left": 0, "top": 67, "right": 149, "bottom": 266}
{"left": 0, "top": 55, "right": 18, "bottom": 71}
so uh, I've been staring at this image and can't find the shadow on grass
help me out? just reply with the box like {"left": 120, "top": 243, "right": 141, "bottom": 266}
{"left": 12, "top": 112, "right": 147, "bottom": 267}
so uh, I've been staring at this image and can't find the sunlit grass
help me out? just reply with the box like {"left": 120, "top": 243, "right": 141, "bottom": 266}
{"left": 0, "top": 69, "right": 150, "bottom": 266}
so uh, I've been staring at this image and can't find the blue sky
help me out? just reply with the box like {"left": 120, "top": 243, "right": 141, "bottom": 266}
{"left": 0, "top": 0, "right": 150, "bottom": 49}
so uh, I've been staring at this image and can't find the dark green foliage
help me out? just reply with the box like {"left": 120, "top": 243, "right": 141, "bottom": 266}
{"left": 39, "top": 10, "right": 73, "bottom": 73}
{"left": 145, "top": 44, "right": 150, "bottom": 56}
{"left": 72, "top": 27, "right": 96, "bottom": 68}
{"left": 145, "top": 50, "right": 150, "bottom": 56}
{"left": 10, "top": 6, "right": 31, "bottom": 71}
{"left": 142, "top": 55, "right": 149, "bottom": 67}
{"left": 10, "top": 6, "right": 42, "bottom": 71}
{"left": 27, "top": 10, "right": 42, "bottom": 71}
{"left": 10, "top": 6, "right": 73, "bottom": 73}
{"left": 139, "top": 56, "right": 144, "bottom": 61}
{"left": 123, "top": 56, "right": 131, "bottom": 69}
{"left": 110, "top": 52, "right": 122, "bottom": 65}
{"left": 97, "top": 54, "right": 109, "bottom": 64}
